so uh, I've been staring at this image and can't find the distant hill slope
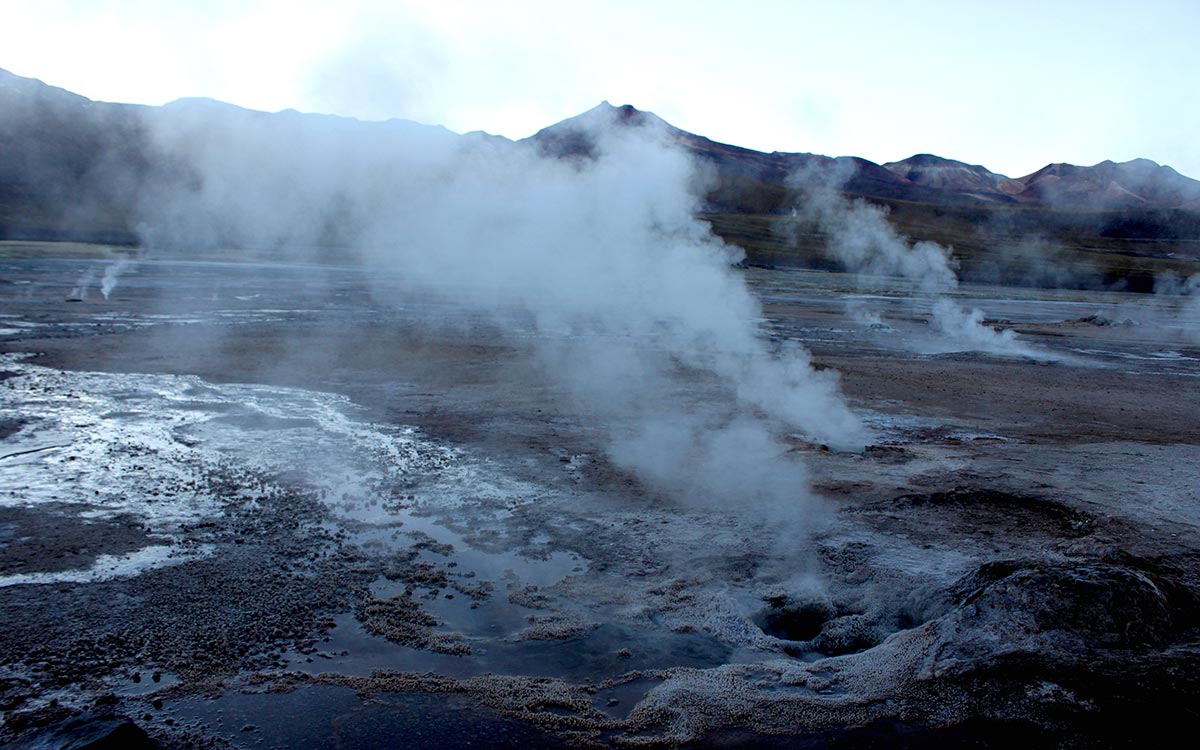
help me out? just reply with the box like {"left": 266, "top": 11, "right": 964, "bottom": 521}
{"left": 0, "top": 68, "right": 151, "bottom": 243}
{"left": 882, "top": 154, "right": 1026, "bottom": 200}
{"left": 529, "top": 101, "right": 1200, "bottom": 213}
{"left": 3, "top": 68, "right": 1199, "bottom": 290}
{"left": 1018, "top": 159, "right": 1200, "bottom": 210}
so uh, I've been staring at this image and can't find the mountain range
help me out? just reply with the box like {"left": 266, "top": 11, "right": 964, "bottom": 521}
{"left": 3, "top": 67, "right": 1199, "bottom": 291}
{"left": 532, "top": 101, "right": 1200, "bottom": 212}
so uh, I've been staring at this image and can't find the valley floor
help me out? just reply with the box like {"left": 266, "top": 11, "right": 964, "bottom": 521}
{"left": 2, "top": 246, "right": 1199, "bottom": 748}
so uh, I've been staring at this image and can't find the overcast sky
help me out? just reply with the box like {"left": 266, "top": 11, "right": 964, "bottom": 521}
{"left": 5, "top": 0, "right": 1198, "bottom": 179}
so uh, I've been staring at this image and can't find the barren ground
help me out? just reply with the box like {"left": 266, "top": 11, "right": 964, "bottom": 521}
{"left": 2, "top": 246, "right": 1198, "bottom": 749}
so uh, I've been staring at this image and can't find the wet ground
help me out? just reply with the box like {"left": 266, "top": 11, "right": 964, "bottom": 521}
{"left": 2, "top": 244, "right": 1199, "bottom": 748}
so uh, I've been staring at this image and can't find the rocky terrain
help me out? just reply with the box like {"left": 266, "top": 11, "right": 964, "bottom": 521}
{"left": 1, "top": 249, "right": 1198, "bottom": 748}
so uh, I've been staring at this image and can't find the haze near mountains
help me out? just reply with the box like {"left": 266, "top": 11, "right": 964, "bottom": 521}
{"left": 3, "top": 67, "right": 1199, "bottom": 291}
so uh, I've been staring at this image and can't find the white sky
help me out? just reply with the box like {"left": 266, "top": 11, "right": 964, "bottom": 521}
{"left": 4, "top": 0, "right": 1198, "bottom": 179}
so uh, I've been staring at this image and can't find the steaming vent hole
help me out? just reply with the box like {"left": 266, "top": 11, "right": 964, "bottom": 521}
{"left": 755, "top": 596, "right": 906, "bottom": 658}
{"left": 756, "top": 600, "right": 831, "bottom": 642}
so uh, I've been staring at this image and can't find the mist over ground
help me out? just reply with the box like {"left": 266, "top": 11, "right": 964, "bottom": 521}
{"left": 133, "top": 102, "right": 865, "bottom": 516}
{"left": 779, "top": 162, "right": 1047, "bottom": 358}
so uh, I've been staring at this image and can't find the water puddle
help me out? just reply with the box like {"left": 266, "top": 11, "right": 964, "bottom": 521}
{"left": 590, "top": 677, "right": 662, "bottom": 720}
{"left": 287, "top": 611, "right": 729, "bottom": 682}
{"left": 0, "top": 544, "right": 205, "bottom": 588}
{"left": 168, "top": 685, "right": 561, "bottom": 749}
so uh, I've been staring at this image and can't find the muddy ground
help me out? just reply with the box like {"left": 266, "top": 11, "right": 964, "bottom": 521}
{"left": 1, "top": 247, "right": 1199, "bottom": 748}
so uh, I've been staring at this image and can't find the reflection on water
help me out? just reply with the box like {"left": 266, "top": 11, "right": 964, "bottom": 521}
{"left": 171, "top": 685, "right": 561, "bottom": 750}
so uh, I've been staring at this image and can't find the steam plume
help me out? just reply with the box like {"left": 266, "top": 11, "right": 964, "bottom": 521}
{"left": 101, "top": 259, "right": 132, "bottom": 300}
{"left": 133, "top": 104, "right": 867, "bottom": 514}
{"left": 783, "top": 163, "right": 1040, "bottom": 357}
{"left": 1154, "top": 272, "right": 1200, "bottom": 342}
{"left": 67, "top": 268, "right": 95, "bottom": 302}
